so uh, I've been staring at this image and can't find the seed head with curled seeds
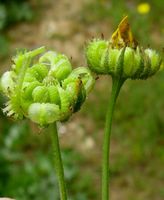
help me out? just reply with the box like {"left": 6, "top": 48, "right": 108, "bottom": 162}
{"left": 0, "top": 47, "right": 95, "bottom": 126}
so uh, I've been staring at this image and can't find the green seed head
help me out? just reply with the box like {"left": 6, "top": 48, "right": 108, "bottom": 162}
{"left": 1, "top": 47, "right": 95, "bottom": 126}
{"left": 85, "top": 17, "right": 163, "bottom": 80}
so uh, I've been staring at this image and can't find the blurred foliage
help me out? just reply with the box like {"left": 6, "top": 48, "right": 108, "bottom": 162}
{"left": 0, "top": 0, "right": 33, "bottom": 30}
{"left": 0, "top": 0, "right": 33, "bottom": 58}
{"left": 0, "top": 35, "right": 9, "bottom": 57}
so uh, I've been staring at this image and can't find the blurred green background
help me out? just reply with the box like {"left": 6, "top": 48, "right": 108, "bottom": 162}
{"left": 0, "top": 0, "right": 163, "bottom": 199}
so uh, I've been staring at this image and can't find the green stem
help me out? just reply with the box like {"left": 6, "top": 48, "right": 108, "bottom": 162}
{"left": 50, "top": 123, "right": 67, "bottom": 200}
{"left": 102, "top": 77, "right": 125, "bottom": 200}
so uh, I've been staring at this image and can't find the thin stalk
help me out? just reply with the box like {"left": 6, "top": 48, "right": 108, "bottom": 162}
{"left": 102, "top": 77, "right": 125, "bottom": 200}
{"left": 50, "top": 122, "right": 67, "bottom": 200}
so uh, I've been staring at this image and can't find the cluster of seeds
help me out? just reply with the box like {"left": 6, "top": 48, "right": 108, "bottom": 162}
{"left": 86, "top": 39, "right": 162, "bottom": 79}
{"left": 0, "top": 47, "right": 94, "bottom": 125}
{"left": 85, "top": 16, "right": 162, "bottom": 80}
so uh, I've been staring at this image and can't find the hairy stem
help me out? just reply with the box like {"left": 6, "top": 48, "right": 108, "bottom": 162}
{"left": 102, "top": 77, "right": 125, "bottom": 200}
{"left": 50, "top": 123, "right": 67, "bottom": 200}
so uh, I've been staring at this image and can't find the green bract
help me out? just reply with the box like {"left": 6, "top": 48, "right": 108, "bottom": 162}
{"left": 0, "top": 47, "right": 95, "bottom": 126}
{"left": 85, "top": 39, "right": 162, "bottom": 79}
